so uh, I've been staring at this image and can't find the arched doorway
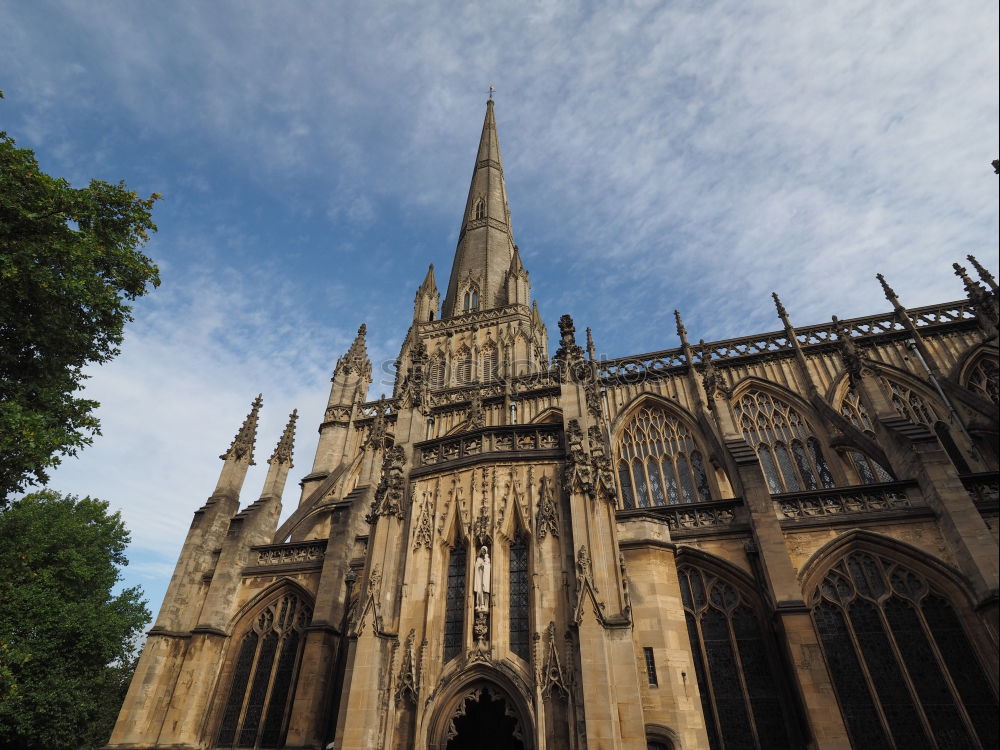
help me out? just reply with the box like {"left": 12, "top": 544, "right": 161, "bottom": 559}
{"left": 444, "top": 685, "right": 526, "bottom": 750}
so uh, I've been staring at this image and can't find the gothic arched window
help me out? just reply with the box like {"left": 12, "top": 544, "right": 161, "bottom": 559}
{"left": 735, "top": 390, "right": 834, "bottom": 494}
{"left": 839, "top": 390, "right": 894, "bottom": 484}
{"left": 810, "top": 550, "right": 998, "bottom": 749}
{"left": 463, "top": 285, "right": 480, "bottom": 312}
{"left": 678, "top": 563, "right": 797, "bottom": 750}
{"left": 965, "top": 355, "right": 999, "bottom": 405}
{"left": 508, "top": 534, "right": 530, "bottom": 660}
{"left": 473, "top": 198, "right": 486, "bottom": 220}
{"left": 880, "top": 377, "right": 937, "bottom": 427}
{"left": 443, "top": 542, "right": 468, "bottom": 662}
{"left": 216, "top": 591, "right": 312, "bottom": 749}
{"left": 615, "top": 404, "right": 712, "bottom": 509}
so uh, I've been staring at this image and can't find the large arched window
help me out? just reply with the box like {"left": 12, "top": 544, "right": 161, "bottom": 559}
{"left": 508, "top": 534, "right": 530, "bottom": 660}
{"left": 880, "top": 376, "right": 971, "bottom": 473}
{"left": 839, "top": 389, "right": 894, "bottom": 484}
{"left": 965, "top": 355, "right": 998, "bottom": 405}
{"left": 678, "top": 563, "right": 797, "bottom": 750}
{"left": 216, "top": 591, "right": 312, "bottom": 749}
{"left": 735, "top": 389, "right": 834, "bottom": 494}
{"left": 809, "top": 549, "right": 997, "bottom": 749}
{"left": 615, "top": 404, "right": 712, "bottom": 509}
{"left": 443, "top": 541, "right": 468, "bottom": 662}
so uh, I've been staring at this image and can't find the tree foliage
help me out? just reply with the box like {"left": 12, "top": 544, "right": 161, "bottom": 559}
{"left": 0, "top": 111, "right": 161, "bottom": 502}
{"left": 0, "top": 490, "right": 151, "bottom": 750}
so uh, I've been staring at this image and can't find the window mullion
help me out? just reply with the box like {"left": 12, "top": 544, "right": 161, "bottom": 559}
{"left": 826, "top": 599, "right": 900, "bottom": 750}
{"left": 724, "top": 612, "right": 762, "bottom": 750}
{"left": 233, "top": 625, "right": 267, "bottom": 749}
{"left": 693, "top": 611, "right": 726, "bottom": 747}
{"left": 913, "top": 601, "right": 984, "bottom": 749}
{"left": 254, "top": 630, "right": 286, "bottom": 750}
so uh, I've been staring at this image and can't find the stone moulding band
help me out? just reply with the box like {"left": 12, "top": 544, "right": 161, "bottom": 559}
{"left": 411, "top": 423, "right": 564, "bottom": 476}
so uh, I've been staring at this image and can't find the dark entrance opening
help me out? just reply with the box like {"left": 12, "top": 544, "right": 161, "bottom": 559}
{"left": 446, "top": 689, "right": 525, "bottom": 750}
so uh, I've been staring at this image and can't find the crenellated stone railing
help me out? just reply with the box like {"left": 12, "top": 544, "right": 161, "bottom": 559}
{"left": 962, "top": 472, "right": 999, "bottom": 509}
{"left": 773, "top": 481, "right": 919, "bottom": 522}
{"left": 596, "top": 299, "right": 976, "bottom": 383}
{"left": 412, "top": 423, "right": 563, "bottom": 474}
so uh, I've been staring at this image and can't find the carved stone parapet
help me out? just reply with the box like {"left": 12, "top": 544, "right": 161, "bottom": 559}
{"left": 412, "top": 424, "right": 563, "bottom": 475}
{"left": 251, "top": 540, "right": 328, "bottom": 567}
{"left": 773, "top": 482, "right": 917, "bottom": 520}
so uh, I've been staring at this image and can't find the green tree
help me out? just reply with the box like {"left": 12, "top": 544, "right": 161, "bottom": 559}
{"left": 0, "top": 490, "right": 151, "bottom": 750}
{"left": 0, "top": 95, "right": 161, "bottom": 502}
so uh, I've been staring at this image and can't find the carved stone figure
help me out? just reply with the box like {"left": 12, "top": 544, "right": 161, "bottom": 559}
{"left": 473, "top": 545, "right": 491, "bottom": 611}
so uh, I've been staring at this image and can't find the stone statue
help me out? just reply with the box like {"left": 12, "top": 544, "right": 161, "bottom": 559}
{"left": 473, "top": 546, "right": 491, "bottom": 611}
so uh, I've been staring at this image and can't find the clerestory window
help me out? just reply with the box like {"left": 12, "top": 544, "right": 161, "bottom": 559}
{"left": 615, "top": 404, "right": 712, "bottom": 509}
{"left": 735, "top": 390, "right": 834, "bottom": 494}
{"left": 839, "top": 390, "right": 894, "bottom": 484}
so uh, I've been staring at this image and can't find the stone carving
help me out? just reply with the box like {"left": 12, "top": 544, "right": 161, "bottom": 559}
{"left": 254, "top": 541, "right": 326, "bottom": 566}
{"left": 268, "top": 409, "right": 298, "bottom": 466}
{"left": 554, "top": 314, "right": 586, "bottom": 382}
{"left": 619, "top": 553, "right": 632, "bottom": 618}
{"left": 776, "top": 488, "right": 912, "bottom": 519}
{"left": 413, "top": 494, "right": 434, "bottom": 550}
{"left": 394, "top": 629, "right": 418, "bottom": 705}
{"left": 535, "top": 475, "right": 559, "bottom": 540}
{"left": 833, "top": 315, "right": 868, "bottom": 387}
{"left": 540, "top": 622, "right": 569, "bottom": 700}
{"left": 698, "top": 340, "right": 731, "bottom": 408}
{"left": 368, "top": 445, "right": 406, "bottom": 522}
{"left": 563, "top": 419, "right": 594, "bottom": 496}
{"left": 474, "top": 546, "right": 492, "bottom": 612}
{"left": 662, "top": 500, "right": 740, "bottom": 532}
{"left": 576, "top": 546, "right": 594, "bottom": 591}
{"left": 466, "top": 389, "right": 486, "bottom": 430}
{"left": 474, "top": 495, "right": 491, "bottom": 547}
{"left": 418, "top": 425, "right": 562, "bottom": 467}
{"left": 584, "top": 376, "right": 603, "bottom": 421}
{"left": 350, "top": 564, "right": 384, "bottom": 635}
{"left": 323, "top": 405, "right": 351, "bottom": 423}
{"left": 365, "top": 399, "right": 389, "bottom": 450}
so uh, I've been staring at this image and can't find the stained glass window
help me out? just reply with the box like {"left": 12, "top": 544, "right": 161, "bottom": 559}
{"left": 444, "top": 542, "right": 468, "bottom": 662}
{"left": 215, "top": 592, "right": 312, "bottom": 749}
{"left": 810, "top": 551, "right": 998, "bottom": 749}
{"left": 965, "top": 356, "right": 999, "bottom": 405}
{"left": 678, "top": 563, "right": 795, "bottom": 750}
{"left": 735, "top": 390, "right": 835, "bottom": 493}
{"left": 839, "top": 390, "right": 895, "bottom": 484}
{"left": 508, "top": 535, "right": 530, "bottom": 660}
{"left": 615, "top": 404, "right": 712, "bottom": 509}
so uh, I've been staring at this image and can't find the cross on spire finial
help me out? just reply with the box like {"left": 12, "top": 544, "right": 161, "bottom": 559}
{"left": 488, "top": 85, "right": 496, "bottom": 101}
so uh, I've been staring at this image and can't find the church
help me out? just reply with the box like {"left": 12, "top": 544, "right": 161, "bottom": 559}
{"left": 106, "top": 101, "right": 999, "bottom": 750}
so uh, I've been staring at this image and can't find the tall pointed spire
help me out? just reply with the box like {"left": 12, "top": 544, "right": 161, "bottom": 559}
{"left": 220, "top": 394, "right": 263, "bottom": 465}
{"left": 967, "top": 254, "right": 998, "bottom": 292}
{"left": 261, "top": 409, "right": 298, "bottom": 498}
{"left": 413, "top": 264, "right": 440, "bottom": 323}
{"left": 214, "top": 394, "right": 263, "bottom": 499}
{"left": 335, "top": 323, "right": 371, "bottom": 380}
{"left": 442, "top": 100, "right": 520, "bottom": 318}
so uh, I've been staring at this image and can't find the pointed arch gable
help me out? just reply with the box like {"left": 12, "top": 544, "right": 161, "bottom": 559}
{"left": 730, "top": 375, "right": 819, "bottom": 421}
{"left": 424, "top": 664, "right": 536, "bottom": 750}
{"left": 610, "top": 392, "right": 702, "bottom": 440}
{"left": 797, "top": 528, "right": 974, "bottom": 604}
{"left": 674, "top": 544, "right": 758, "bottom": 592}
{"left": 530, "top": 406, "right": 562, "bottom": 424}
{"left": 228, "top": 578, "right": 316, "bottom": 633}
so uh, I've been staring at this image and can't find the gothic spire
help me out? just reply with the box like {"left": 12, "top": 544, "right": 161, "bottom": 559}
{"left": 220, "top": 394, "right": 263, "bottom": 465}
{"left": 442, "top": 99, "right": 519, "bottom": 318}
{"left": 413, "top": 264, "right": 440, "bottom": 322}
{"left": 268, "top": 409, "right": 298, "bottom": 467}
{"left": 335, "top": 323, "right": 371, "bottom": 379}
{"left": 967, "top": 254, "right": 998, "bottom": 292}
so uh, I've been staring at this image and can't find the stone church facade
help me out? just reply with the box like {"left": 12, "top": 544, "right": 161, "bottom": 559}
{"left": 107, "top": 102, "right": 999, "bottom": 750}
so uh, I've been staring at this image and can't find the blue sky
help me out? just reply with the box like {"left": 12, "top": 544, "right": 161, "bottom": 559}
{"left": 3, "top": 0, "right": 997, "bottom": 620}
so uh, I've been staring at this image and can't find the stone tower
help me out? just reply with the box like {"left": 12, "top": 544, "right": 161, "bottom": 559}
{"left": 107, "top": 102, "right": 999, "bottom": 750}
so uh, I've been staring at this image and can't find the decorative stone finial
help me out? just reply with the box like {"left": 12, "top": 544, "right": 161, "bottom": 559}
{"left": 220, "top": 394, "right": 263, "bottom": 465}
{"left": 967, "top": 255, "right": 998, "bottom": 291}
{"left": 875, "top": 273, "right": 901, "bottom": 306}
{"left": 334, "top": 322, "right": 372, "bottom": 379}
{"left": 771, "top": 291, "right": 789, "bottom": 321}
{"left": 268, "top": 409, "right": 298, "bottom": 467}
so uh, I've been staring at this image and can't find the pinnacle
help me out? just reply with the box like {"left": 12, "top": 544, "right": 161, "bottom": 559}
{"left": 268, "top": 409, "right": 298, "bottom": 467}
{"left": 220, "top": 394, "right": 263, "bottom": 465}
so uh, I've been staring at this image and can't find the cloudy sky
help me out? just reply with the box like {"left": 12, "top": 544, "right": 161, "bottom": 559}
{"left": 3, "top": 0, "right": 997, "bottom": 619}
